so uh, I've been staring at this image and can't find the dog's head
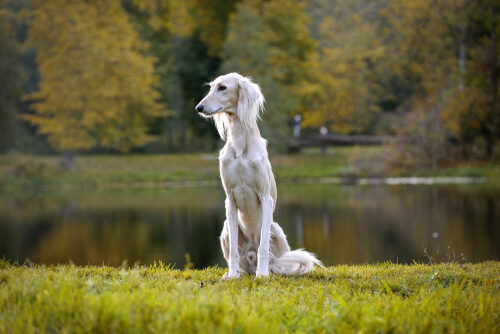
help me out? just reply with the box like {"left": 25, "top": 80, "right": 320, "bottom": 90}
{"left": 195, "top": 73, "right": 265, "bottom": 140}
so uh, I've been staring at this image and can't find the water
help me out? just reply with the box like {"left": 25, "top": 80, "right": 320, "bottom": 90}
{"left": 1, "top": 184, "right": 499, "bottom": 268}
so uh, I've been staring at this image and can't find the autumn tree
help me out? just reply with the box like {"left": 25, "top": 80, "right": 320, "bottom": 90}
{"left": 2, "top": 0, "right": 497, "bottom": 160}
{"left": 384, "top": 0, "right": 499, "bottom": 162}
{"left": 122, "top": 0, "right": 241, "bottom": 151}
{"left": 221, "top": 0, "right": 319, "bottom": 149}
{"left": 304, "top": 0, "right": 386, "bottom": 134}
{"left": 170, "top": 0, "right": 241, "bottom": 150}
{"left": 441, "top": 0, "right": 500, "bottom": 158}
{"left": 24, "top": 0, "right": 163, "bottom": 165}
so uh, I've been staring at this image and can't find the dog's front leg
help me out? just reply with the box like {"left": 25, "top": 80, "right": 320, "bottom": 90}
{"left": 257, "top": 195, "right": 273, "bottom": 277}
{"left": 224, "top": 196, "right": 240, "bottom": 279}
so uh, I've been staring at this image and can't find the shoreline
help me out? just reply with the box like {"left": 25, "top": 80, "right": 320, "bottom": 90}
{"left": 0, "top": 175, "right": 490, "bottom": 195}
{"left": 1, "top": 151, "right": 498, "bottom": 194}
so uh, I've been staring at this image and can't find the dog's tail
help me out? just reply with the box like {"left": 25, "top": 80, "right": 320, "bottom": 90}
{"left": 271, "top": 249, "right": 323, "bottom": 276}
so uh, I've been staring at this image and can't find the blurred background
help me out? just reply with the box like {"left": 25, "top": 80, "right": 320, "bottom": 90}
{"left": 0, "top": 0, "right": 499, "bottom": 268}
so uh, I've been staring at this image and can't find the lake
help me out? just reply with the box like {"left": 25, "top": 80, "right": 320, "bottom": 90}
{"left": 1, "top": 183, "right": 499, "bottom": 268}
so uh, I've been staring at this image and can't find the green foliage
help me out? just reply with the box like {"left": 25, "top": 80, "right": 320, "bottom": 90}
{"left": 0, "top": 0, "right": 498, "bottom": 158}
{"left": 24, "top": 0, "right": 164, "bottom": 152}
{"left": 0, "top": 3, "right": 27, "bottom": 151}
{"left": 221, "top": 0, "right": 319, "bottom": 150}
{"left": 380, "top": 0, "right": 459, "bottom": 99}
{"left": 305, "top": 0, "right": 386, "bottom": 134}
{"left": 125, "top": 0, "right": 242, "bottom": 152}
{"left": 386, "top": 0, "right": 499, "bottom": 164}
{"left": 441, "top": 1, "right": 500, "bottom": 157}
{"left": 0, "top": 261, "right": 498, "bottom": 333}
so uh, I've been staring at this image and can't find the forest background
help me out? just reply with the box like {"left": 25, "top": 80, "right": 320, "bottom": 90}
{"left": 1, "top": 0, "right": 499, "bottom": 171}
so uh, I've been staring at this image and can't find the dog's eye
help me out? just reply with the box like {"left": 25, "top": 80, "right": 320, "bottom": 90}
{"left": 218, "top": 85, "right": 226, "bottom": 92}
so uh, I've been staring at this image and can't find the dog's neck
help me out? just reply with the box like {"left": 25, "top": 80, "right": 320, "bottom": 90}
{"left": 226, "top": 113, "right": 262, "bottom": 156}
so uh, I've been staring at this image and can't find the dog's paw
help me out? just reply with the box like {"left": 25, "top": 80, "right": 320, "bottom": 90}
{"left": 256, "top": 264, "right": 270, "bottom": 278}
{"left": 222, "top": 271, "right": 241, "bottom": 280}
{"left": 256, "top": 270, "right": 270, "bottom": 278}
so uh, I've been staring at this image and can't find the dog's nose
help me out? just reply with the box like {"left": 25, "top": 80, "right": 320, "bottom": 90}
{"left": 196, "top": 105, "right": 204, "bottom": 113}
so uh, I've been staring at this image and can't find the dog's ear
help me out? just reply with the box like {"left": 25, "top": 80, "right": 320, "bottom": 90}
{"left": 237, "top": 77, "right": 265, "bottom": 129}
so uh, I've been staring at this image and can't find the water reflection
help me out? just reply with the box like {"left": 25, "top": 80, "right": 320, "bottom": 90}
{"left": 0, "top": 184, "right": 498, "bottom": 268}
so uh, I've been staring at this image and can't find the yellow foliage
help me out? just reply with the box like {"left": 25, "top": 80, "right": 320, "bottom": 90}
{"left": 130, "top": 0, "right": 238, "bottom": 56}
{"left": 303, "top": 1, "right": 385, "bottom": 133}
{"left": 24, "top": 0, "right": 164, "bottom": 152}
{"left": 165, "top": 0, "right": 196, "bottom": 38}
{"left": 442, "top": 87, "right": 489, "bottom": 139}
{"left": 382, "top": 0, "right": 458, "bottom": 95}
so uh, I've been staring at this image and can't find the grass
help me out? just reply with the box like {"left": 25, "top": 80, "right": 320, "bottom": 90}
{"left": 0, "top": 261, "right": 498, "bottom": 333}
{"left": 1, "top": 147, "right": 499, "bottom": 192}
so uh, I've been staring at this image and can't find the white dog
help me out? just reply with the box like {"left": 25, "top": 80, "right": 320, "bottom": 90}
{"left": 196, "top": 73, "right": 322, "bottom": 278}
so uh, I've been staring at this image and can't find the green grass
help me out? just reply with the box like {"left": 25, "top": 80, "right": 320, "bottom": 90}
{"left": 1, "top": 147, "right": 499, "bottom": 192}
{"left": 0, "top": 261, "right": 498, "bottom": 333}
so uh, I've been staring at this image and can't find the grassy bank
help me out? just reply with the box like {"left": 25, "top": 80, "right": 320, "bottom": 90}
{"left": 0, "top": 261, "right": 498, "bottom": 333}
{"left": 1, "top": 148, "right": 499, "bottom": 192}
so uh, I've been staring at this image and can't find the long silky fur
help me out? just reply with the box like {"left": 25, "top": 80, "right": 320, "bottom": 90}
{"left": 236, "top": 76, "right": 265, "bottom": 131}
{"left": 271, "top": 249, "right": 324, "bottom": 276}
{"left": 214, "top": 112, "right": 229, "bottom": 141}
{"left": 196, "top": 73, "right": 322, "bottom": 279}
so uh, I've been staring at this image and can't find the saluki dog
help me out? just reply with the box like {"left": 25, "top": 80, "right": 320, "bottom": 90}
{"left": 196, "top": 73, "right": 322, "bottom": 278}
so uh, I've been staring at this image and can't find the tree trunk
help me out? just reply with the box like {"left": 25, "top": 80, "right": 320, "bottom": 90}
{"left": 488, "top": 4, "right": 498, "bottom": 155}
{"left": 491, "top": 5, "right": 497, "bottom": 108}
{"left": 458, "top": 22, "right": 466, "bottom": 92}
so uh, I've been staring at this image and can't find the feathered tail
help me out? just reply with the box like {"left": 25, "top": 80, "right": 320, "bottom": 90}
{"left": 271, "top": 249, "right": 323, "bottom": 276}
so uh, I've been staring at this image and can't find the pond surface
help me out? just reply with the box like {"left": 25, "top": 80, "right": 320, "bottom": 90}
{"left": 1, "top": 184, "right": 499, "bottom": 268}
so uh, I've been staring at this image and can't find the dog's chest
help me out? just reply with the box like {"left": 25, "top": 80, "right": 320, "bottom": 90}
{"left": 219, "top": 144, "right": 267, "bottom": 189}
{"left": 221, "top": 155, "right": 258, "bottom": 189}
{"left": 221, "top": 154, "right": 264, "bottom": 233}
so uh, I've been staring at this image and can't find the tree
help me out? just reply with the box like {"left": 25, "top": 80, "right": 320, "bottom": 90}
{"left": 442, "top": 0, "right": 500, "bottom": 158}
{"left": 383, "top": 0, "right": 500, "bottom": 160}
{"left": 125, "top": 0, "right": 241, "bottom": 151}
{"left": 0, "top": 2, "right": 26, "bottom": 151}
{"left": 378, "top": 0, "right": 500, "bottom": 163}
{"left": 24, "top": 0, "right": 163, "bottom": 161}
{"left": 304, "top": 0, "right": 386, "bottom": 134}
{"left": 221, "top": 0, "right": 319, "bottom": 149}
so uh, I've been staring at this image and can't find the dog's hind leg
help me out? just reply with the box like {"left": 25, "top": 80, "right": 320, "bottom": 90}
{"left": 221, "top": 219, "right": 256, "bottom": 275}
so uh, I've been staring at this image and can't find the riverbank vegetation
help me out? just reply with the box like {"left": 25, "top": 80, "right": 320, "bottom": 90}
{"left": 1, "top": 149, "right": 499, "bottom": 193}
